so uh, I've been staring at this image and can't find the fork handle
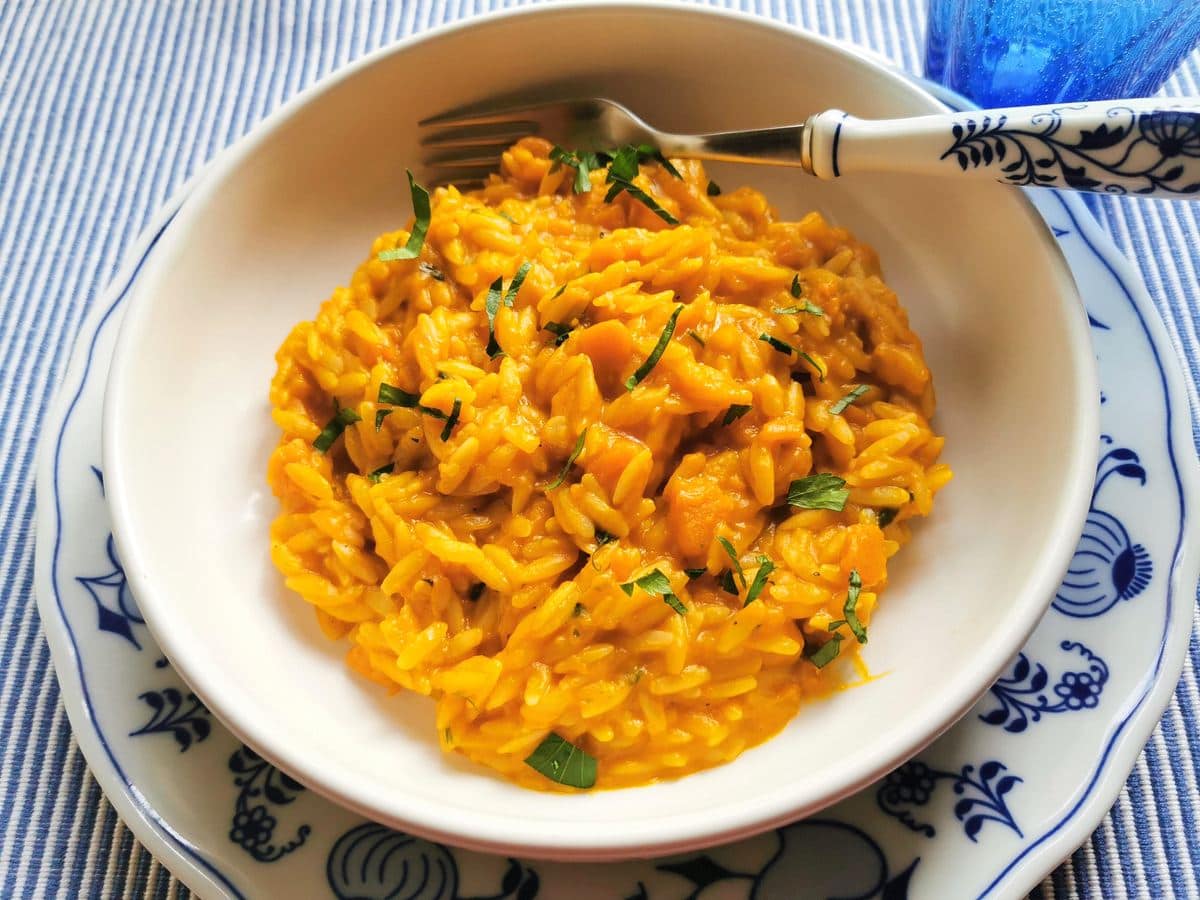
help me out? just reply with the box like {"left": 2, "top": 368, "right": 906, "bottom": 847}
{"left": 805, "top": 99, "right": 1200, "bottom": 199}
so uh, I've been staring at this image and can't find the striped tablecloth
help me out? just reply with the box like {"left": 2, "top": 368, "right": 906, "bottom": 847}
{"left": 2, "top": 2, "right": 1197, "bottom": 896}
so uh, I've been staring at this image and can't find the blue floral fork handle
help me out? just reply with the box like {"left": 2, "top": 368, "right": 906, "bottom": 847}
{"left": 421, "top": 98, "right": 1200, "bottom": 198}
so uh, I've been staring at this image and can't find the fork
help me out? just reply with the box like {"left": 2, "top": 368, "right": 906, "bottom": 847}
{"left": 420, "top": 97, "right": 1200, "bottom": 200}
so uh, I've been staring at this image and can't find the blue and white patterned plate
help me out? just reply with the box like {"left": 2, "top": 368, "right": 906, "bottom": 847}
{"left": 34, "top": 156, "right": 1200, "bottom": 898}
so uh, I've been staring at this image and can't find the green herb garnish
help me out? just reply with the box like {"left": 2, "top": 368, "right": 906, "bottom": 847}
{"left": 619, "top": 568, "right": 684, "bottom": 615}
{"left": 758, "top": 333, "right": 796, "bottom": 356}
{"left": 806, "top": 634, "right": 843, "bottom": 668}
{"left": 524, "top": 732, "right": 597, "bottom": 788}
{"left": 440, "top": 399, "right": 461, "bottom": 442}
{"left": 419, "top": 261, "right": 445, "bottom": 282}
{"left": 830, "top": 384, "right": 869, "bottom": 415}
{"left": 774, "top": 301, "right": 825, "bottom": 317}
{"left": 827, "top": 619, "right": 847, "bottom": 631}
{"left": 744, "top": 556, "right": 775, "bottom": 606}
{"left": 877, "top": 507, "right": 900, "bottom": 528}
{"left": 544, "top": 321, "right": 573, "bottom": 346}
{"left": 626, "top": 305, "right": 683, "bottom": 390}
{"left": 485, "top": 262, "right": 532, "bottom": 358}
{"left": 686, "top": 329, "right": 706, "bottom": 348}
{"left": 790, "top": 274, "right": 803, "bottom": 298}
{"left": 378, "top": 171, "right": 431, "bottom": 261}
{"left": 707, "top": 180, "right": 721, "bottom": 196}
{"left": 663, "top": 593, "right": 688, "bottom": 615}
{"left": 799, "top": 350, "right": 826, "bottom": 382}
{"left": 375, "top": 409, "right": 392, "bottom": 431}
{"left": 367, "top": 462, "right": 394, "bottom": 483}
{"left": 844, "top": 569, "right": 867, "bottom": 644}
{"left": 549, "top": 146, "right": 604, "bottom": 194}
{"left": 723, "top": 404, "right": 752, "bottom": 425}
{"left": 719, "top": 570, "right": 739, "bottom": 595}
{"left": 684, "top": 567, "right": 707, "bottom": 580}
{"left": 548, "top": 427, "right": 588, "bottom": 490}
{"left": 313, "top": 407, "right": 361, "bottom": 453}
{"left": 717, "top": 537, "right": 747, "bottom": 589}
{"left": 467, "top": 582, "right": 486, "bottom": 601}
{"left": 377, "top": 382, "right": 446, "bottom": 419}
{"left": 602, "top": 146, "right": 680, "bottom": 225}
{"left": 786, "top": 473, "right": 849, "bottom": 511}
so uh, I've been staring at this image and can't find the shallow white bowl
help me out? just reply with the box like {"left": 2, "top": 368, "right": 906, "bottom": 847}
{"left": 103, "top": 1, "right": 1098, "bottom": 862}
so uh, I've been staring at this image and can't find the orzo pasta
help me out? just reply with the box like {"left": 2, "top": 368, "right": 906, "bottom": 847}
{"left": 267, "top": 138, "right": 951, "bottom": 790}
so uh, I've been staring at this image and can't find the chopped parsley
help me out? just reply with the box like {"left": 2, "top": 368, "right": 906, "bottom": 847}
{"left": 544, "top": 321, "right": 573, "bottom": 346}
{"left": 877, "top": 507, "right": 900, "bottom": 528}
{"left": 440, "top": 399, "right": 462, "bottom": 442}
{"left": 744, "top": 556, "right": 775, "bottom": 606}
{"left": 806, "top": 634, "right": 843, "bottom": 668}
{"left": 524, "top": 732, "right": 597, "bottom": 789}
{"left": 786, "top": 473, "right": 850, "bottom": 511}
{"left": 684, "top": 567, "right": 707, "bottom": 580}
{"left": 626, "top": 305, "right": 683, "bottom": 390}
{"left": 759, "top": 333, "right": 796, "bottom": 356}
{"left": 723, "top": 404, "right": 752, "bottom": 425}
{"left": 603, "top": 146, "right": 680, "bottom": 224}
{"left": 548, "top": 427, "right": 588, "bottom": 490}
{"left": 844, "top": 569, "right": 867, "bottom": 644}
{"left": 619, "top": 568, "right": 685, "bottom": 616}
{"left": 549, "top": 146, "right": 604, "bottom": 194}
{"left": 830, "top": 384, "right": 869, "bottom": 415}
{"left": 707, "top": 180, "right": 722, "bottom": 196}
{"left": 717, "top": 537, "right": 747, "bottom": 590}
{"left": 467, "top": 582, "right": 486, "bottom": 601}
{"left": 313, "top": 407, "right": 361, "bottom": 453}
{"left": 594, "top": 528, "right": 616, "bottom": 546}
{"left": 378, "top": 171, "right": 431, "bottom": 261}
{"left": 485, "top": 262, "right": 532, "bottom": 358}
{"left": 685, "top": 329, "right": 706, "bottom": 348}
{"left": 367, "top": 462, "right": 394, "bottom": 483}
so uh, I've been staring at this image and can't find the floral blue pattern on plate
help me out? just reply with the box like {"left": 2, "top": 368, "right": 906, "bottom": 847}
{"left": 34, "top": 149, "right": 1200, "bottom": 900}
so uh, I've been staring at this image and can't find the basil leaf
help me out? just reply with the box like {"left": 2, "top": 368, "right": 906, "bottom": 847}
{"left": 313, "top": 407, "right": 361, "bottom": 453}
{"left": 786, "top": 473, "right": 849, "bottom": 511}
{"left": 758, "top": 333, "right": 795, "bottom": 356}
{"left": 826, "top": 618, "right": 847, "bottom": 631}
{"left": 378, "top": 383, "right": 421, "bottom": 407}
{"left": 877, "top": 507, "right": 900, "bottom": 528}
{"left": 684, "top": 567, "right": 707, "bottom": 580}
{"left": 375, "top": 409, "right": 392, "bottom": 431}
{"left": 550, "top": 145, "right": 599, "bottom": 194}
{"left": 484, "top": 276, "right": 506, "bottom": 358}
{"left": 790, "top": 274, "right": 803, "bottom": 298}
{"left": 830, "top": 384, "right": 869, "bottom": 415}
{"left": 719, "top": 570, "right": 739, "bottom": 596}
{"left": 440, "top": 398, "right": 461, "bottom": 442}
{"left": 504, "top": 261, "right": 531, "bottom": 307}
{"left": 524, "top": 732, "right": 597, "bottom": 789}
{"left": 367, "top": 462, "right": 394, "bottom": 483}
{"left": 544, "top": 321, "right": 573, "bottom": 346}
{"left": 685, "top": 329, "right": 706, "bottom": 348}
{"left": 717, "top": 537, "right": 747, "bottom": 589}
{"left": 806, "top": 634, "right": 843, "bottom": 668}
{"left": 722, "top": 404, "right": 751, "bottom": 425}
{"left": 663, "top": 593, "right": 687, "bottom": 615}
{"left": 798, "top": 350, "right": 826, "bottom": 382}
{"left": 378, "top": 171, "right": 431, "bottom": 261}
{"left": 609, "top": 178, "right": 680, "bottom": 224}
{"left": 707, "top": 180, "right": 721, "bottom": 196}
{"left": 548, "top": 428, "right": 588, "bottom": 490}
{"left": 419, "top": 262, "right": 445, "bottom": 282}
{"left": 773, "top": 302, "right": 824, "bottom": 317}
{"left": 626, "top": 305, "right": 683, "bottom": 390}
{"left": 844, "top": 568, "right": 867, "bottom": 644}
{"left": 744, "top": 556, "right": 775, "bottom": 606}
{"left": 619, "top": 568, "right": 672, "bottom": 597}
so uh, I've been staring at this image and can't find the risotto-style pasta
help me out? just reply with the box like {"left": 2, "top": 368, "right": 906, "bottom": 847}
{"left": 267, "top": 138, "right": 951, "bottom": 790}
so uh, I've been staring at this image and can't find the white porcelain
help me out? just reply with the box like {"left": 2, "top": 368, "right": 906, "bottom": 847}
{"left": 100, "top": 2, "right": 1099, "bottom": 861}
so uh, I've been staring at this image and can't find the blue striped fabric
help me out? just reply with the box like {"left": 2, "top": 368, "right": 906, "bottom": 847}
{"left": 0, "top": 2, "right": 1196, "bottom": 896}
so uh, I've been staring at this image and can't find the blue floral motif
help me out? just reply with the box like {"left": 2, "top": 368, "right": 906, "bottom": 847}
{"left": 876, "top": 760, "right": 1022, "bottom": 842}
{"left": 651, "top": 819, "right": 919, "bottom": 899}
{"left": 980, "top": 641, "right": 1110, "bottom": 732}
{"left": 1055, "top": 443, "right": 1153, "bottom": 617}
{"left": 228, "top": 745, "right": 311, "bottom": 862}
{"left": 325, "top": 823, "right": 539, "bottom": 900}
{"left": 77, "top": 532, "right": 144, "bottom": 649}
{"left": 941, "top": 106, "right": 1200, "bottom": 195}
{"left": 128, "top": 688, "right": 212, "bottom": 751}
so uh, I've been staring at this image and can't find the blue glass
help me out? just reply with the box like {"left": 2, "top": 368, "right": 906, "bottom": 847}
{"left": 925, "top": 0, "right": 1200, "bottom": 107}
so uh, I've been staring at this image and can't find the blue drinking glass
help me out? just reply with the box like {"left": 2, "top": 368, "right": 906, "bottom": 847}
{"left": 925, "top": 0, "right": 1200, "bottom": 107}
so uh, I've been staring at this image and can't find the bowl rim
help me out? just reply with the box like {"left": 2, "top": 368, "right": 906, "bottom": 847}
{"left": 102, "top": 0, "right": 1100, "bottom": 861}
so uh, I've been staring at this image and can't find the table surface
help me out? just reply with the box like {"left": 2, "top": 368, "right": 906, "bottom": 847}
{"left": 2, "top": 1, "right": 1198, "bottom": 897}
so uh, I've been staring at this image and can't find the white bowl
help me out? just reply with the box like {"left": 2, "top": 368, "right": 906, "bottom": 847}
{"left": 103, "top": 1, "right": 1098, "bottom": 862}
